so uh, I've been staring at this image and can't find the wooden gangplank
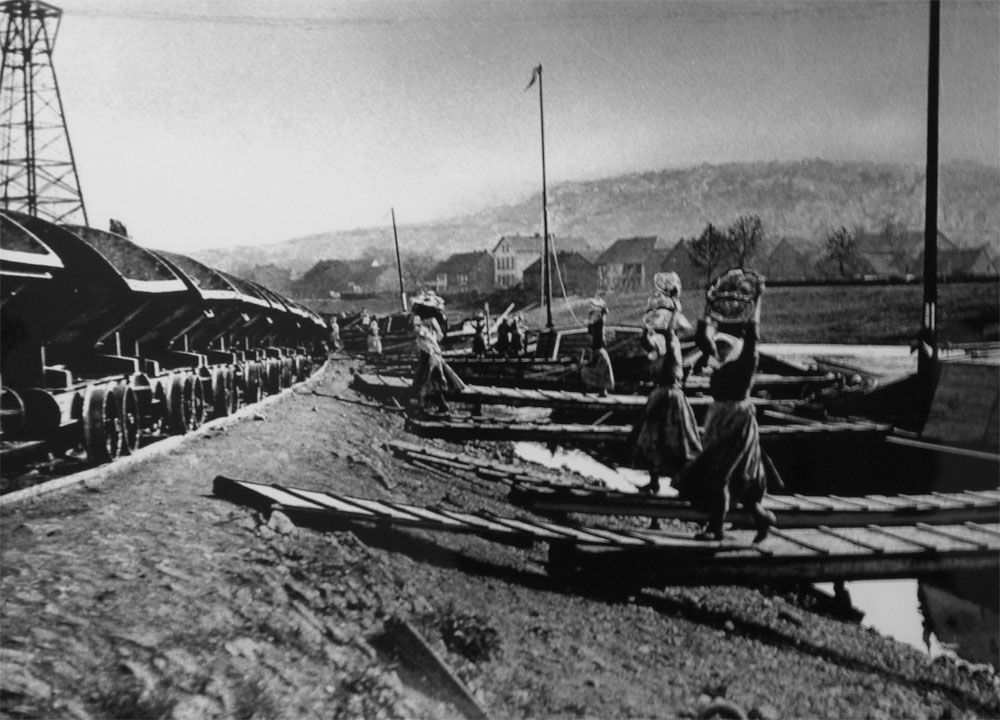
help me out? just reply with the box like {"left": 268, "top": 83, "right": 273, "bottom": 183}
{"left": 355, "top": 364, "right": 839, "bottom": 398}
{"left": 354, "top": 372, "right": 807, "bottom": 414}
{"left": 509, "top": 483, "right": 1000, "bottom": 529}
{"left": 213, "top": 475, "right": 1000, "bottom": 586}
{"left": 404, "top": 415, "right": 890, "bottom": 445}
{"left": 389, "top": 440, "right": 1000, "bottom": 529}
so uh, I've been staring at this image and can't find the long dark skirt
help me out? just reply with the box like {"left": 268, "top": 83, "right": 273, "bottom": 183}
{"left": 412, "top": 351, "right": 465, "bottom": 407}
{"left": 632, "top": 385, "right": 702, "bottom": 477}
{"left": 673, "top": 400, "right": 782, "bottom": 512}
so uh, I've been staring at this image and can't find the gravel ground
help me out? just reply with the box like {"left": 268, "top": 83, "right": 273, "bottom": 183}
{"left": 2, "top": 357, "right": 998, "bottom": 719}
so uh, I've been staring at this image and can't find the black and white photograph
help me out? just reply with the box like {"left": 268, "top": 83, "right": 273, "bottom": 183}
{"left": 1, "top": 1, "right": 998, "bottom": 717}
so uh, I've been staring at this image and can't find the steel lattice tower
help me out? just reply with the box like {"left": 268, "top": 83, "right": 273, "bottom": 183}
{"left": 0, "top": 0, "right": 86, "bottom": 223}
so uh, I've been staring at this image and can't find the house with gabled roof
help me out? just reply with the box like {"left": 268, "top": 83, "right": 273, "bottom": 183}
{"left": 918, "top": 243, "right": 1000, "bottom": 279}
{"left": 523, "top": 250, "right": 597, "bottom": 296}
{"left": 425, "top": 250, "right": 494, "bottom": 296}
{"left": 855, "top": 229, "right": 957, "bottom": 278}
{"left": 595, "top": 236, "right": 671, "bottom": 292}
{"left": 658, "top": 240, "right": 705, "bottom": 291}
{"left": 492, "top": 234, "right": 542, "bottom": 289}
{"left": 763, "top": 238, "right": 820, "bottom": 281}
{"left": 492, "top": 234, "right": 591, "bottom": 288}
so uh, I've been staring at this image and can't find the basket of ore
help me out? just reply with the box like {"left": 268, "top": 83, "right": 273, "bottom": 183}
{"left": 706, "top": 269, "right": 764, "bottom": 323}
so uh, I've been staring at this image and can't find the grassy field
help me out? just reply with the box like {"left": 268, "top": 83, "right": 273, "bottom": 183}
{"left": 512, "top": 281, "right": 999, "bottom": 345}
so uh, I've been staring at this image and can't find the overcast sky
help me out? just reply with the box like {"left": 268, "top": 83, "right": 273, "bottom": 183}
{"left": 48, "top": 0, "right": 1000, "bottom": 252}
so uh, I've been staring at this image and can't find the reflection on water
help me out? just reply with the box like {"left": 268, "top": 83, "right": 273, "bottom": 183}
{"left": 513, "top": 441, "right": 675, "bottom": 495}
{"left": 515, "top": 443, "right": 998, "bottom": 672}
{"left": 818, "top": 576, "right": 998, "bottom": 672}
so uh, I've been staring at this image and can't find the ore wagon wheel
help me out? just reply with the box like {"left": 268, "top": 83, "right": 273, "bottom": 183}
{"left": 148, "top": 380, "right": 168, "bottom": 437}
{"left": 83, "top": 383, "right": 123, "bottom": 464}
{"left": 211, "top": 367, "right": 230, "bottom": 418}
{"left": 165, "top": 374, "right": 188, "bottom": 435}
{"left": 265, "top": 359, "right": 281, "bottom": 395}
{"left": 111, "top": 382, "right": 140, "bottom": 455}
{"left": 227, "top": 366, "right": 240, "bottom": 415}
{"left": 243, "top": 362, "right": 262, "bottom": 404}
{"left": 187, "top": 374, "right": 205, "bottom": 430}
{"left": 1, "top": 387, "right": 26, "bottom": 437}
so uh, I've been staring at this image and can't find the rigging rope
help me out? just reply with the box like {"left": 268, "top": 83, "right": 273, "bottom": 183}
{"left": 549, "top": 234, "right": 582, "bottom": 326}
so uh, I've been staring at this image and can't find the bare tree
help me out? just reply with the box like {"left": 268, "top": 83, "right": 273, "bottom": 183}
{"left": 825, "top": 226, "right": 857, "bottom": 278}
{"left": 727, "top": 215, "right": 765, "bottom": 269}
{"left": 688, "top": 223, "right": 729, "bottom": 287}
{"left": 401, "top": 253, "right": 438, "bottom": 294}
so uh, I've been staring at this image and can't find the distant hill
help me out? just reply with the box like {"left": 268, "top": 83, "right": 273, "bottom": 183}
{"left": 192, "top": 159, "right": 1000, "bottom": 278}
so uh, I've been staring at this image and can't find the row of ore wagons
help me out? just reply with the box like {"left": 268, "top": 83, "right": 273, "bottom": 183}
{"left": 1, "top": 210, "right": 330, "bottom": 469}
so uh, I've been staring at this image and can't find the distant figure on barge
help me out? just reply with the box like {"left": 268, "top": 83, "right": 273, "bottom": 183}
{"left": 366, "top": 316, "right": 382, "bottom": 357}
{"left": 580, "top": 293, "right": 615, "bottom": 397}
{"left": 329, "top": 316, "right": 342, "bottom": 353}
{"left": 674, "top": 269, "right": 782, "bottom": 544}
{"left": 496, "top": 316, "right": 512, "bottom": 357}
{"left": 509, "top": 313, "right": 525, "bottom": 357}
{"left": 471, "top": 310, "right": 489, "bottom": 357}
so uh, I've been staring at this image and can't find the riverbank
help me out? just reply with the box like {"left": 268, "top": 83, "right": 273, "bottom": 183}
{"left": 2, "top": 358, "right": 997, "bottom": 718}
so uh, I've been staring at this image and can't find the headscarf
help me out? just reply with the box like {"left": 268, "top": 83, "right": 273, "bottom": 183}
{"left": 653, "top": 272, "right": 681, "bottom": 297}
{"left": 587, "top": 295, "right": 608, "bottom": 325}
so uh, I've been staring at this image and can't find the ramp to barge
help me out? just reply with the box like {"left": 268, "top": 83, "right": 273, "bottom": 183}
{"left": 388, "top": 439, "right": 1000, "bottom": 529}
{"left": 214, "top": 475, "right": 1000, "bottom": 586}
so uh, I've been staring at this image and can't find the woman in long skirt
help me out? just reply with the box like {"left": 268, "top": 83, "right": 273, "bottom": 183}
{"left": 673, "top": 272, "right": 781, "bottom": 543}
{"left": 411, "top": 295, "right": 465, "bottom": 414}
{"left": 632, "top": 273, "right": 701, "bottom": 494}
{"left": 580, "top": 294, "right": 615, "bottom": 396}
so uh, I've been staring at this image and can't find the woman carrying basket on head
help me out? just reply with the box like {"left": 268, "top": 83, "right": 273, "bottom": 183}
{"left": 632, "top": 272, "right": 702, "bottom": 495}
{"left": 411, "top": 292, "right": 465, "bottom": 414}
{"left": 673, "top": 269, "right": 782, "bottom": 544}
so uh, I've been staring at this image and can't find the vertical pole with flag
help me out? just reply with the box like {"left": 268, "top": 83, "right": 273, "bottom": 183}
{"left": 526, "top": 63, "right": 553, "bottom": 330}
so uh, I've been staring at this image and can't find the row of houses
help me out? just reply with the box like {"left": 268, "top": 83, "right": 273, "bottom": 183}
{"left": 425, "top": 231, "right": 999, "bottom": 297}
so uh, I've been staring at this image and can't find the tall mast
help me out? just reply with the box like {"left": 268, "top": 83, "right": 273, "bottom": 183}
{"left": 919, "top": 0, "right": 940, "bottom": 382}
{"left": 391, "top": 207, "right": 406, "bottom": 312}
{"left": 539, "top": 66, "right": 552, "bottom": 329}
{"left": 527, "top": 63, "right": 553, "bottom": 330}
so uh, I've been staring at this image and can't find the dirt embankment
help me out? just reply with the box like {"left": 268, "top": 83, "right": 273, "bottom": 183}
{"left": 2, "top": 358, "right": 997, "bottom": 719}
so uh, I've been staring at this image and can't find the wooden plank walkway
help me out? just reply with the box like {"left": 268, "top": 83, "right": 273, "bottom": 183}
{"left": 389, "top": 440, "right": 1000, "bottom": 529}
{"left": 403, "top": 415, "right": 890, "bottom": 445}
{"left": 357, "top": 363, "right": 839, "bottom": 398}
{"left": 509, "top": 483, "right": 1000, "bottom": 529}
{"left": 353, "top": 372, "right": 800, "bottom": 415}
{"left": 213, "top": 475, "right": 1000, "bottom": 586}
